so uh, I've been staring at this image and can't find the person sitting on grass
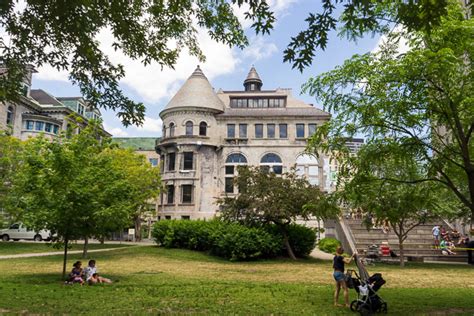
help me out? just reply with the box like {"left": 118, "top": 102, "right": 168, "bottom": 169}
{"left": 333, "top": 246, "right": 356, "bottom": 308}
{"left": 67, "top": 261, "right": 84, "bottom": 285}
{"left": 84, "top": 259, "right": 113, "bottom": 285}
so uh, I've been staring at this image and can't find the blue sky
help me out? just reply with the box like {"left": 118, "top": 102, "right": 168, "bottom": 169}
{"left": 31, "top": 0, "right": 381, "bottom": 138}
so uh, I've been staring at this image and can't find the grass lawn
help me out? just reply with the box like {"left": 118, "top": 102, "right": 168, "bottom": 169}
{"left": 0, "top": 246, "right": 473, "bottom": 315}
{"left": 0, "top": 241, "right": 131, "bottom": 255}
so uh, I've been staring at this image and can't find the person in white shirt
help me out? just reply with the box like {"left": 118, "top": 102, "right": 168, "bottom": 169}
{"left": 84, "top": 260, "right": 112, "bottom": 284}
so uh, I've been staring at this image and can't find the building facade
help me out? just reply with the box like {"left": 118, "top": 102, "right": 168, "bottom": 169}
{"left": 0, "top": 67, "right": 109, "bottom": 140}
{"left": 156, "top": 66, "right": 332, "bottom": 220}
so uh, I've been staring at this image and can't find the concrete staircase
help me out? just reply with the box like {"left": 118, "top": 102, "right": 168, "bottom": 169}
{"left": 344, "top": 218, "right": 468, "bottom": 263}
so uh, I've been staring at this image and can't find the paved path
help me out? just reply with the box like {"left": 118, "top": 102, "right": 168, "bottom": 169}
{"left": 0, "top": 245, "right": 144, "bottom": 260}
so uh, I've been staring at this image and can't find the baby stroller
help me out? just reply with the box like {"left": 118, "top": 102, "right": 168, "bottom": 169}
{"left": 345, "top": 254, "right": 387, "bottom": 315}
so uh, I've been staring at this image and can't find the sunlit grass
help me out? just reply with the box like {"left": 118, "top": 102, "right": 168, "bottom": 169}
{"left": 0, "top": 246, "right": 473, "bottom": 315}
{"left": 0, "top": 241, "right": 131, "bottom": 255}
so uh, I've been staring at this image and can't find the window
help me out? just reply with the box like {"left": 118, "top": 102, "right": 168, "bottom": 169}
{"left": 35, "top": 121, "right": 44, "bottom": 131}
{"left": 183, "top": 152, "right": 193, "bottom": 170}
{"left": 53, "top": 125, "right": 59, "bottom": 134}
{"left": 149, "top": 158, "right": 158, "bottom": 167}
{"left": 9, "top": 223, "right": 20, "bottom": 229}
{"left": 225, "top": 153, "right": 247, "bottom": 194}
{"left": 225, "top": 177, "right": 234, "bottom": 193}
{"left": 226, "top": 153, "right": 247, "bottom": 164}
{"left": 255, "top": 124, "right": 263, "bottom": 138}
{"left": 169, "top": 122, "right": 175, "bottom": 137}
{"left": 165, "top": 216, "right": 171, "bottom": 220}
{"left": 239, "top": 124, "right": 247, "bottom": 138}
{"left": 279, "top": 124, "right": 287, "bottom": 138}
{"left": 181, "top": 216, "right": 190, "bottom": 220}
{"left": 227, "top": 124, "right": 235, "bottom": 138}
{"left": 168, "top": 153, "right": 176, "bottom": 171}
{"left": 185, "top": 121, "right": 193, "bottom": 136}
{"left": 182, "top": 185, "right": 193, "bottom": 203}
{"left": 162, "top": 126, "right": 166, "bottom": 138}
{"left": 77, "top": 104, "right": 85, "bottom": 116}
{"left": 167, "top": 185, "right": 174, "bottom": 204}
{"left": 26, "top": 120, "right": 34, "bottom": 130}
{"left": 45, "top": 123, "right": 52, "bottom": 133}
{"left": 296, "top": 154, "right": 319, "bottom": 186}
{"left": 267, "top": 124, "right": 275, "bottom": 138}
{"left": 296, "top": 124, "right": 305, "bottom": 138}
{"left": 260, "top": 153, "right": 283, "bottom": 174}
{"left": 6, "top": 106, "right": 14, "bottom": 125}
{"left": 199, "top": 122, "right": 207, "bottom": 136}
{"left": 308, "top": 124, "right": 317, "bottom": 136}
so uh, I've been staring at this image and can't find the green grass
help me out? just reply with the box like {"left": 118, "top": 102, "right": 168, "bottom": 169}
{"left": 0, "top": 246, "right": 473, "bottom": 315}
{"left": 0, "top": 241, "right": 131, "bottom": 255}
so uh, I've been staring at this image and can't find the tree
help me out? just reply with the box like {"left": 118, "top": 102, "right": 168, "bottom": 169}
{"left": 0, "top": 132, "right": 22, "bottom": 225}
{"left": 339, "top": 142, "right": 449, "bottom": 266}
{"left": 217, "top": 166, "right": 338, "bottom": 260}
{"left": 303, "top": 13, "right": 474, "bottom": 227}
{"left": 1, "top": 1, "right": 460, "bottom": 125}
{"left": 6, "top": 122, "right": 161, "bottom": 278}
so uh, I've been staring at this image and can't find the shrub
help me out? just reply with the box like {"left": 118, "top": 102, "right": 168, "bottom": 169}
{"left": 151, "top": 219, "right": 280, "bottom": 261}
{"left": 265, "top": 224, "right": 317, "bottom": 258}
{"left": 318, "top": 237, "right": 341, "bottom": 254}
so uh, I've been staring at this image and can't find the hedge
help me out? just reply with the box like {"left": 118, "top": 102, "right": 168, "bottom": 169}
{"left": 152, "top": 220, "right": 317, "bottom": 261}
{"left": 318, "top": 237, "right": 341, "bottom": 254}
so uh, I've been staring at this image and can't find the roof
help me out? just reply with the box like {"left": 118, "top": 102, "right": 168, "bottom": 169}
{"left": 217, "top": 107, "right": 330, "bottom": 118}
{"left": 30, "top": 89, "right": 63, "bottom": 106}
{"left": 112, "top": 137, "right": 160, "bottom": 151}
{"left": 244, "top": 66, "right": 262, "bottom": 85}
{"left": 161, "top": 66, "right": 224, "bottom": 115}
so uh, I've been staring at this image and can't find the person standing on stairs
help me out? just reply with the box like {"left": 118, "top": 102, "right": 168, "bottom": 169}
{"left": 432, "top": 225, "right": 440, "bottom": 249}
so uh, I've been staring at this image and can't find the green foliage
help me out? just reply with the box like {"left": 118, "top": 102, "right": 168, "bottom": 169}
{"left": 265, "top": 224, "right": 316, "bottom": 258}
{"left": 318, "top": 237, "right": 341, "bottom": 254}
{"left": 151, "top": 219, "right": 281, "bottom": 261}
{"left": 304, "top": 13, "right": 474, "bottom": 225}
{"left": 217, "top": 166, "right": 338, "bottom": 259}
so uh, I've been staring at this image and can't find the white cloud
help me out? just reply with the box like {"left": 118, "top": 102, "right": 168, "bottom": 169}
{"left": 135, "top": 116, "right": 163, "bottom": 133}
{"left": 103, "top": 122, "right": 129, "bottom": 137}
{"left": 371, "top": 26, "right": 410, "bottom": 55}
{"left": 243, "top": 37, "right": 278, "bottom": 62}
{"left": 232, "top": 0, "right": 300, "bottom": 29}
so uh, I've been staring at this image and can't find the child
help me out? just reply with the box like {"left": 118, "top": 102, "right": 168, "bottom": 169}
{"left": 68, "top": 261, "right": 84, "bottom": 285}
{"left": 84, "top": 260, "right": 113, "bottom": 285}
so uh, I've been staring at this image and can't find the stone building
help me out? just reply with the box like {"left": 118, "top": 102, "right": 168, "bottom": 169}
{"left": 0, "top": 66, "right": 109, "bottom": 140}
{"left": 156, "top": 66, "right": 332, "bottom": 220}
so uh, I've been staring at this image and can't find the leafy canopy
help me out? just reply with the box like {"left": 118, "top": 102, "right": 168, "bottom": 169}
{"left": 0, "top": 0, "right": 459, "bottom": 125}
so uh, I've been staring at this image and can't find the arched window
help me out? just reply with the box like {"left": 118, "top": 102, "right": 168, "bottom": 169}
{"left": 226, "top": 153, "right": 248, "bottom": 164}
{"left": 199, "top": 121, "right": 207, "bottom": 136}
{"left": 260, "top": 153, "right": 283, "bottom": 174}
{"left": 225, "top": 153, "right": 248, "bottom": 193}
{"left": 295, "top": 154, "right": 319, "bottom": 185}
{"left": 6, "top": 106, "right": 14, "bottom": 125}
{"left": 185, "top": 121, "right": 193, "bottom": 136}
{"left": 169, "top": 122, "right": 175, "bottom": 137}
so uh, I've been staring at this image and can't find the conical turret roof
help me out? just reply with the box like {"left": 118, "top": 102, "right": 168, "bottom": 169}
{"left": 244, "top": 66, "right": 262, "bottom": 84}
{"left": 161, "top": 66, "right": 224, "bottom": 114}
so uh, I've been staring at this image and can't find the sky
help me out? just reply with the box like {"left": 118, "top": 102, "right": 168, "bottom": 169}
{"left": 29, "top": 0, "right": 383, "bottom": 138}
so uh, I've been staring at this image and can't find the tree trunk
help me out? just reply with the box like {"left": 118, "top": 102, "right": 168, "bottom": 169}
{"left": 398, "top": 237, "right": 405, "bottom": 267}
{"left": 82, "top": 236, "right": 89, "bottom": 258}
{"left": 62, "top": 238, "right": 69, "bottom": 280}
{"left": 134, "top": 217, "right": 141, "bottom": 242}
{"left": 281, "top": 226, "right": 297, "bottom": 260}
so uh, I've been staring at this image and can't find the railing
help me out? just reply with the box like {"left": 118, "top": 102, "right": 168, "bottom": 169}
{"left": 335, "top": 217, "right": 357, "bottom": 255}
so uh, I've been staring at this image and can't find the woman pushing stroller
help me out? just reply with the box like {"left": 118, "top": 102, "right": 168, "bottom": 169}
{"left": 333, "top": 246, "right": 356, "bottom": 307}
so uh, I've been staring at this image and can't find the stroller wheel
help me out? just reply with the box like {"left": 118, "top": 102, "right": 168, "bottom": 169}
{"left": 359, "top": 304, "right": 372, "bottom": 316}
{"left": 350, "top": 300, "right": 361, "bottom": 312}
